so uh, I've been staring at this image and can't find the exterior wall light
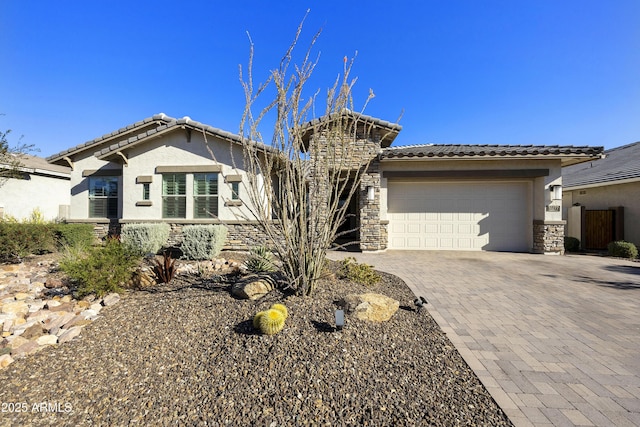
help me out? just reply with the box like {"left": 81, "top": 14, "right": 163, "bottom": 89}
{"left": 550, "top": 185, "right": 562, "bottom": 201}
{"left": 335, "top": 309, "right": 345, "bottom": 331}
{"left": 367, "top": 186, "right": 375, "bottom": 201}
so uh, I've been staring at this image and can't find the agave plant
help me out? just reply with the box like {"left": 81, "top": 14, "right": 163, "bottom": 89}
{"left": 244, "top": 246, "right": 276, "bottom": 273}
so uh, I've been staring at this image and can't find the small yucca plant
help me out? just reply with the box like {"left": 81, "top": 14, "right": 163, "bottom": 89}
{"left": 245, "top": 246, "right": 276, "bottom": 273}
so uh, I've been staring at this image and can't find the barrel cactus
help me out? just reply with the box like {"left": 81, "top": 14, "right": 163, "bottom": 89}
{"left": 259, "top": 309, "right": 286, "bottom": 335}
{"left": 270, "top": 303, "right": 288, "bottom": 319}
{"left": 253, "top": 311, "right": 267, "bottom": 329}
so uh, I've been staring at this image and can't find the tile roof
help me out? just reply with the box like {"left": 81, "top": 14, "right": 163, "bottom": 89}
{"left": 46, "top": 114, "right": 254, "bottom": 163}
{"left": 563, "top": 141, "right": 640, "bottom": 188}
{"left": 381, "top": 144, "right": 603, "bottom": 163}
{"left": 46, "top": 114, "right": 170, "bottom": 162}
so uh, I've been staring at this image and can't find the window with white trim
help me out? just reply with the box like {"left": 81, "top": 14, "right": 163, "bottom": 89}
{"left": 162, "top": 174, "right": 186, "bottom": 218}
{"left": 193, "top": 173, "right": 218, "bottom": 218}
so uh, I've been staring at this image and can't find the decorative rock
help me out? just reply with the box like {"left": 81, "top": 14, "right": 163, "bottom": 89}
{"left": 20, "top": 324, "right": 45, "bottom": 340}
{"left": 45, "top": 312, "right": 75, "bottom": 331}
{"left": 44, "top": 277, "right": 63, "bottom": 289}
{"left": 0, "top": 354, "right": 14, "bottom": 369}
{"left": 76, "top": 300, "right": 91, "bottom": 309}
{"left": 340, "top": 293, "right": 399, "bottom": 322}
{"left": 48, "top": 302, "right": 74, "bottom": 313}
{"left": 0, "top": 264, "right": 22, "bottom": 273}
{"left": 231, "top": 275, "right": 277, "bottom": 300}
{"left": 90, "top": 303, "right": 102, "bottom": 313}
{"left": 80, "top": 309, "right": 99, "bottom": 319}
{"left": 12, "top": 340, "right": 40, "bottom": 358}
{"left": 102, "top": 293, "right": 121, "bottom": 306}
{"left": 58, "top": 326, "right": 83, "bottom": 344}
{"left": 28, "top": 300, "right": 46, "bottom": 312}
{"left": 13, "top": 292, "right": 30, "bottom": 301}
{"left": 46, "top": 300, "right": 61, "bottom": 308}
{"left": 64, "top": 315, "right": 92, "bottom": 329}
{"left": 6, "top": 335, "right": 29, "bottom": 350}
{"left": 1, "top": 301, "right": 28, "bottom": 315}
{"left": 61, "top": 295, "right": 73, "bottom": 303}
{"left": 36, "top": 334, "right": 58, "bottom": 346}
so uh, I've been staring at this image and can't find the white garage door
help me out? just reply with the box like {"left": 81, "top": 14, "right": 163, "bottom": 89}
{"left": 388, "top": 181, "right": 530, "bottom": 251}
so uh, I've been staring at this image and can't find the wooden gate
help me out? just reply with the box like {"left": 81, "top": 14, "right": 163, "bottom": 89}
{"left": 584, "top": 210, "right": 614, "bottom": 249}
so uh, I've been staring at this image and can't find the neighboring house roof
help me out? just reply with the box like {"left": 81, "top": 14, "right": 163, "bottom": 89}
{"left": 1, "top": 154, "right": 71, "bottom": 178}
{"left": 563, "top": 141, "right": 640, "bottom": 189}
{"left": 381, "top": 144, "right": 603, "bottom": 166}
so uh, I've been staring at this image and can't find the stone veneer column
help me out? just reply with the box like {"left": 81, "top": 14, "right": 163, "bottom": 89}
{"left": 359, "top": 159, "right": 386, "bottom": 251}
{"left": 533, "top": 220, "right": 565, "bottom": 255}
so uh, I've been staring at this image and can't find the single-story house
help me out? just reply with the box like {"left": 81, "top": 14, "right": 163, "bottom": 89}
{"left": 562, "top": 141, "right": 640, "bottom": 249}
{"left": 0, "top": 154, "right": 71, "bottom": 221}
{"left": 46, "top": 113, "right": 603, "bottom": 254}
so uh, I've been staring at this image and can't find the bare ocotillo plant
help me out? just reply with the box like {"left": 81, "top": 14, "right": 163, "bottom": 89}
{"left": 238, "top": 16, "right": 388, "bottom": 296}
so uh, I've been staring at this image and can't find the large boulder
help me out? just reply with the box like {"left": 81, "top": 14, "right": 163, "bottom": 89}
{"left": 340, "top": 293, "right": 399, "bottom": 322}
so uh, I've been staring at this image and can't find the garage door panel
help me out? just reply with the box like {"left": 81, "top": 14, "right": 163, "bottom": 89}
{"left": 388, "top": 181, "right": 530, "bottom": 251}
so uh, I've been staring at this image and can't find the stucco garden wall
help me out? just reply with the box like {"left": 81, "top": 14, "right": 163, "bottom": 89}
{"left": 563, "top": 181, "right": 640, "bottom": 247}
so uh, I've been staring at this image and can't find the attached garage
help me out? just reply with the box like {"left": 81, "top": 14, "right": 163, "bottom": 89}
{"left": 387, "top": 180, "right": 532, "bottom": 251}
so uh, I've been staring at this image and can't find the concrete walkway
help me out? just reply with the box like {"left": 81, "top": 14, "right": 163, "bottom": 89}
{"left": 327, "top": 251, "right": 640, "bottom": 427}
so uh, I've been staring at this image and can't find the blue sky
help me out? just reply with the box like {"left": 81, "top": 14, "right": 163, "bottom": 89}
{"left": 1, "top": 0, "right": 639, "bottom": 158}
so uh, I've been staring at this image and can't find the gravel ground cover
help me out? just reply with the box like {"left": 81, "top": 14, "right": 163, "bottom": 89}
{"left": 0, "top": 260, "right": 512, "bottom": 426}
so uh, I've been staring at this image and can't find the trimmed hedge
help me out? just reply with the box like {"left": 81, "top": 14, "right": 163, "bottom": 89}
{"left": 607, "top": 241, "right": 638, "bottom": 259}
{"left": 121, "top": 223, "right": 170, "bottom": 255}
{"left": 181, "top": 225, "right": 228, "bottom": 260}
{"left": 0, "top": 222, "right": 57, "bottom": 261}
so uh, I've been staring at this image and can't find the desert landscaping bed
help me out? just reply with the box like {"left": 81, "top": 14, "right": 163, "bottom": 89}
{"left": 0, "top": 256, "right": 512, "bottom": 426}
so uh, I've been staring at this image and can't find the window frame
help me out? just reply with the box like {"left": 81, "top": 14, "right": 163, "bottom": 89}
{"left": 193, "top": 173, "right": 219, "bottom": 218}
{"left": 162, "top": 173, "right": 187, "bottom": 218}
{"left": 88, "top": 176, "right": 119, "bottom": 218}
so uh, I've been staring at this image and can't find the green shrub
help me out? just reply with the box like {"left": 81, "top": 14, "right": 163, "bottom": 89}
{"left": 121, "top": 223, "right": 170, "bottom": 255}
{"left": 245, "top": 246, "right": 277, "bottom": 273}
{"left": 0, "top": 222, "right": 56, "bottom": 261}
{"left": 564, "top": 236, "right": 580, "bottom": 252}
{"left": 180, "top": 225, "right": 228, "bottom": 260}
{"left": 338, "top": 256, "right": 381, "bottom": 286}
{"left": 607, "top": 241, "right": 638, "bottom": 259}
{"left": 60, "top": 238, "right": 141, "bottom": 297}
{"left": 55, "top": 223, "right": 96, "bottom": 249}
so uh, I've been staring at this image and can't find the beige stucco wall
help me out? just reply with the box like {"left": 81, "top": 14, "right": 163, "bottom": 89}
{"left": 0, "top": 173, "right": 70, "bottom": 221}
{"left": 122, "top": 131, "right": 261, "bottom": 221}
{"left": 563, "top": 181, "right": 640, "bottom": 246}
{"left": 67, "top": 129, "right": 264, "bottom": 223}
{"left": 379, "top": 158, "right": 563, "bottom": 223}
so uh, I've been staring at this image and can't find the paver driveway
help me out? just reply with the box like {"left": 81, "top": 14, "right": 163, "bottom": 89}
{"left": 327, "top": 251, "right": 640, "bottom": 427}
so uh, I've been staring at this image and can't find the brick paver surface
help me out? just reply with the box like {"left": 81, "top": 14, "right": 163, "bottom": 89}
{"left": 328, "top": 251, "right": 640, "bottom": 427}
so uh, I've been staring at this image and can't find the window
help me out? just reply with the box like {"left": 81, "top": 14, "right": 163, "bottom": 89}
{"left": 231, "top": 182, "right": 240, "bottom": 200}
{"left": 193, "top": 173, "right": 218, "bottom": 218}
{"left": 142, "top": 183, "right": 150, "bottom": 200}
{"left": 88, "top": 177, "right": 118, "bottom": 218}
{"left": 162, "top": 174, "right": 186, "bottom": 218}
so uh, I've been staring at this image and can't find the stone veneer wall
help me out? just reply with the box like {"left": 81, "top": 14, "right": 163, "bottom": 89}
{"left": 533, "top": 220, "right": 565, "bottom": 255}
{"left": 80, "top": 220, "right": 277, "bottom": 251}
{"left": 308, "top": 124, "right": 387, "bottom": 252}
{"left": 167, "top": 222, "right": 276, "bottom": 251}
